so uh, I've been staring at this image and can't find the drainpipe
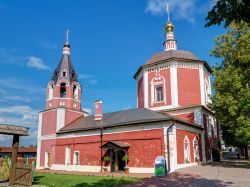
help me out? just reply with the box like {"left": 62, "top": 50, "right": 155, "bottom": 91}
{"left": 167, "top": 119, "right": 175, "bottom": 172}
{"left": 100, "top": 128, "right": 103, "bottom": 172}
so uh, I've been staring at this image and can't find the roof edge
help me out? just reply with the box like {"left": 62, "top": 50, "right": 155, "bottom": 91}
{"left": 133, "top": 57, "right": 212, "bottom": 79}
{"left": 57, "top": 117, "right": 173, "bottom": 134}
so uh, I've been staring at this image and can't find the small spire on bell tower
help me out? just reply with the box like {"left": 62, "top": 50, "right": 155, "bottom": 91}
{"left": 63, "top": 30, "right": 71, "bottom": 55}
{"left": 66, "top": 30, "right": 69, "bottom": 44}
{"left": 164, "top": 4, "right": 177, "bottom": 51}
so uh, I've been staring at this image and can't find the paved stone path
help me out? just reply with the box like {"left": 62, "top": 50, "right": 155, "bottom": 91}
{"left": 123, "top": 159, "right": 250, "bottom": 187}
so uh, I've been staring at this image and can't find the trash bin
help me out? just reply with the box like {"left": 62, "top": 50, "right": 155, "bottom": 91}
{"left": 154, "top": 156, "right": 167, "bottom": 177}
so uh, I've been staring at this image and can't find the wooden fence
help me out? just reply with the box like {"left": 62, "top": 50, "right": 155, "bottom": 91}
{"left": 13, "top": 162, "right": 33, "bottom": 186}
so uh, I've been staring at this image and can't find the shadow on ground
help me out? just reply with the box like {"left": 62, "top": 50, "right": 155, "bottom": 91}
{"left": 209, "top": 159, "right": 250, "bottom": 169}
{"left": 73, "top": 179, "right": 137, "bottom": 187}
{"left": 122, "top": 173, "right": 234, "bottom": 187}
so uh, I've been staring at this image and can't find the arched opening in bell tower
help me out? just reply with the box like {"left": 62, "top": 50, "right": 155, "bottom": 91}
{"left": 60, "top": 83, "right": 67, "bottom": 98}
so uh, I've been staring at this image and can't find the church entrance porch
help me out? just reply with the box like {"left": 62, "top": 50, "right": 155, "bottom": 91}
{"left": 113, "top": 149, "right": 126, "bottom": 171}
{"left": 101, "top": 141, "right": 129, "bottom": 173}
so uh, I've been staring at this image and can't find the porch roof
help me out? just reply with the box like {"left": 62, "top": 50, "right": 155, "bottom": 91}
{"left": 101, "top": 141, "right": 130, "bottom": 149}
{"left": 0, "top": 124, "right": 29, "bottom": 136}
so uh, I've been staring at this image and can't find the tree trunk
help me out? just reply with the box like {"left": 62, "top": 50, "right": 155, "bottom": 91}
{"left": 246, "top": 145, "right": 250, "bottom": 160}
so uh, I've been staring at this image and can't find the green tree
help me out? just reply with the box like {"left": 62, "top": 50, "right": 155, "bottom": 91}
{"left": 205, "top": 0, "right": 250, "bottom": 27}
{"left": 211, "top": 21, "right": 250, "bottom": 158}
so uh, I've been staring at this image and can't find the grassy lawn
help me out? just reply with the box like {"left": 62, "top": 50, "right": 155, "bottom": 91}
{"left": 33, "top": 172, "right": 141, "bottom": 187}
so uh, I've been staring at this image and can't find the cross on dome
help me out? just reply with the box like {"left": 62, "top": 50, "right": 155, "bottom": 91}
{"left": 166, "top": 3, "right": 170, "bottom": 23}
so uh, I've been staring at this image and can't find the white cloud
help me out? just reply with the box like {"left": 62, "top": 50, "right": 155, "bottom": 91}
{"left": 3, "top": 96, "right": 31, "bottom": 102}
{"left": 0, "top": 48, "right": 21, "bottom": 65}
{"left": 0, "top": 105, "right": 38, "bottom": 116}
{"left": 145, "top": 0, "right": 199, "bottom": 23}
{"left": 88, "top": 79, "right": 98, "bottom": 84}
{"left": 78, "top": 74, "right": 94, "bottom": 79}
{"left": 42, "top": 42, "right": 58, "bottom": 50}
{"left": 27, "top": 56, "right": 50, "bottom": 70}
{"left": 22, "top": 114, "right": 37, "bottom": 121}
{"left": 0, "top": 105, "right": 38, "bottom": 127}
{"left": 82, "top": 108, "right": 92, "bottom": 115}
{"left": 79, "top": 73, "right": 99, "bottom": 85}
{"left": 0, "top": 78, "right": 43, "bottom": 93}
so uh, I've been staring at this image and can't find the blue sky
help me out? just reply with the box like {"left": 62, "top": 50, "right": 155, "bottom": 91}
{"left": 0, "top": 0, "right": 225, "bottom": 146}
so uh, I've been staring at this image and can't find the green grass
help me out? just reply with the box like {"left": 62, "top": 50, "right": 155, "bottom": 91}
{"left": 33, "top": 172, "right": 141, "bottom": 187}
{"left": 247, "top": 161, "right": 250, "bottom": 166}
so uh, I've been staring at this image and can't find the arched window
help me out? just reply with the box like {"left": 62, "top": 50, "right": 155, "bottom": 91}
{"left": 184, "top": 136, "right": 190, "bottom": 163}
{"left": 62, "top": 70, "right": 67, "bottom": 77}
{"left": 48, "top": 85, "right": 54, "bottom": 100}
{"left": 150, "top": 76, "right": 166, "bottom": 104}
{"left": 60, "top": 83, "right": 66, "bottom": 98}
{"left": 156, "top": 86, "right": 163, "bottom": 102}
{"left": 193, "top": 137, "right": 199, "bottom": 162}
{"left": 73, "top": 85, "right": 78, "bottom": 100}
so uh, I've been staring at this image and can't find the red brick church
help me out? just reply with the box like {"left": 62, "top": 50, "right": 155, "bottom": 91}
{"left": 36, "top": 16, "right": 220, "bottom": 173}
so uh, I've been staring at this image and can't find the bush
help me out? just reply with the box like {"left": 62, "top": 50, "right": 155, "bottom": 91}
{"left": 122, "top": 154, "right": 129, "bottom": 162}
{"left": 0, "top": 158, "right": 11, "bottom": 180}
{"left": 103, "top": 156, "right": 110, "bottom": 162}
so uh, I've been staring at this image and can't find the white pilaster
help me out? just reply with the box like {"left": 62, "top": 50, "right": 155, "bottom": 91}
{"left": 199, "top": 64, "right": 205, "bottom": 105}
{"left": 170, "top": 63, "right": 178, "bottom": 107}
{"left": 36, "top": 139, "right": 41, "bottom": 169}
{"left": 169, "top": 126, "right": 177, "bottom": 172}
{"left": 143, "top": 69, "right": 149, "bottom": 108}
{"left": 56, "top": 108, "right": 65, "bottom": 131}
{"left": 36, "top": 113, "right": 43, "bottom": 169}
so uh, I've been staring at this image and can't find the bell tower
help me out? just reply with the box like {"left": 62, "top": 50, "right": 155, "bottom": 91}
{"left": 46, "top": 30, "right": 82, "bottom": 111}
{"left": 37, "top": 31, "right": 85, "bottom": 169}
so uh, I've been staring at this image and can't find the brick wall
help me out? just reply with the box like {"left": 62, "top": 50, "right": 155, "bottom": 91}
{"left": 53, "top": 129, "right": 164, "bottom": 168}
{"left": 177, "top": 68, "right": 201, "bottom": 106}
{"left": 176, "top": 129, "right": 201, "bottom": 164}
{"left": 137, "top": 76, "right": 144, "bottom": 108}
{"left": 41, "top": 111, "right": 57, "bottom": 136}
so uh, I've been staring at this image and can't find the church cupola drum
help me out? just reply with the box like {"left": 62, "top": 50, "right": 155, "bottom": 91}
{"left": 46, "top": 31, "right": 82, "bottom": 111}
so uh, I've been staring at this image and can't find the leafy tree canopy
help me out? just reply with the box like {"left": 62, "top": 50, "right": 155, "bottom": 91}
{"left": 211, "top": 21, "right": 250, "bottom": 147}
{"left": 205, "top": 0, "right": 250, "bottom": 27}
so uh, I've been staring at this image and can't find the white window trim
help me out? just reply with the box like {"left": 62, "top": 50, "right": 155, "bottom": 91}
{"left": 150, "top": 76, "right": 167, "bottom": 105}
{"left": 65, "top": 146, "right": 71, "bottom": 165}
{"left": 184, "top": 135, "right": 190, "bottom": 163}
{"left": 73, "top": 151, "right": 80, "bottom": 165}
{"left": 193, "top": 137, "right": 199, "bottom": 162}
{"left": 44, "top": 152, "right": 49, "bottom": 168}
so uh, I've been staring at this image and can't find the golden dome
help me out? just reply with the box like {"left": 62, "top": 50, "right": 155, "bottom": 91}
{"left": 164, "top": 21, "right": 174, "bottom": 33}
